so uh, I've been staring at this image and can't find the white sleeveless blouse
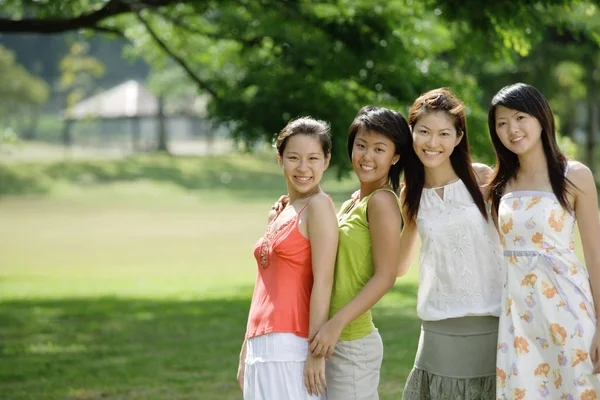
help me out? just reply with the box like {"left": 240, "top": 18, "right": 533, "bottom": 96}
{"left": 415, "top": 179, "right": 504, "bottom": 321}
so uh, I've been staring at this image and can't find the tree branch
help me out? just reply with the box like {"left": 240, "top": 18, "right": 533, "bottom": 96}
{"left": 0, "top": 0, "right": 182, "bottom": 34}
{"left": 135, "top": 11, "right": 219, "bottom": 99}
{"left": 93, "top": 25, "right": 128, "bottom": 38}
{"left": 0, "top": 0, "right": 130, "bottom": 34}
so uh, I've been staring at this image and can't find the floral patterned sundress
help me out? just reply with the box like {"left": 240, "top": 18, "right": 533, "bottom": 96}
{"left": 496, "top": 179, "right": 600, "bottom": 399}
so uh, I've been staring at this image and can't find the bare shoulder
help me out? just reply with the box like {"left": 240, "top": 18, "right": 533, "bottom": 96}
{"left": 307, "top": 192, "right": 336, "bottom": 215}
{"left": 472, "top": 162, "right": 493, "bottom": 184}
{"left": 368, "top": 189, "right": 400, "bottom": 212}
{"left": 567, "top": 161, "right": 596, "bottom": 192}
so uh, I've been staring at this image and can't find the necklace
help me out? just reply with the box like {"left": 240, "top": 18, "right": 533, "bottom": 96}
{"left": 260, "top": 185, "right": 321, "bottom": 269}
{"left": 287, "top": 185, "right": 322, "bottom": 206}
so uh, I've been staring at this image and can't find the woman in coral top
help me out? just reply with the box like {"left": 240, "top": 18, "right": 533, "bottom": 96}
{"left": 237, "top": 117, "right": 339, "bottom": 400}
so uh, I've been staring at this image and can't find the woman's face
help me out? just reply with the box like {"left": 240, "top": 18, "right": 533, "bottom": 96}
{"left": 412, "top": 111, "right": 462, "bottom": 170}
{"left": 494, "top": 105, "right": 543, "bottom": 156}
{"left": 351, "top": 129, "right": 399, "bottom": 186}
{"left": 278, "top": 134, "right": 329, "bottom": 197}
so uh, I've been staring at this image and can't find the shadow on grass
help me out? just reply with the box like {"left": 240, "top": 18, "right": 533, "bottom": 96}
{"left": 0, "top": 282, "right": 420, "bottom": 400}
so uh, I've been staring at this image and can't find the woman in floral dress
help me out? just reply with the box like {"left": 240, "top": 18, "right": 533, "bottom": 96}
{"left": 488, "top": 83, "right": 600, "bottom": 399}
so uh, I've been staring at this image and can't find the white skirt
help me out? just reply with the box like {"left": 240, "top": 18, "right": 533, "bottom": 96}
{"left": 244, "top": 332, "right": 326, "bottom": 400}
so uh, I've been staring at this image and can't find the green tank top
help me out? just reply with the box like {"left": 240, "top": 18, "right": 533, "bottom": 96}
{"left": 329, "top": 188, "right": 401, "bottom": 341}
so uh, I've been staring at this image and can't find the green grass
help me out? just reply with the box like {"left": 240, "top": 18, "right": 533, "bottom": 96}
{"left": 0, "top": 153, "right": 421, "bottom": 400}
{"left": 1, "top": 152, "right": 587, "bottom": 400}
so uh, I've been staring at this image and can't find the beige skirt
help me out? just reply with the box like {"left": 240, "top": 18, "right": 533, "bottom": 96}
{"left": 402, "top": 316, "right": 498, "bottom": 400}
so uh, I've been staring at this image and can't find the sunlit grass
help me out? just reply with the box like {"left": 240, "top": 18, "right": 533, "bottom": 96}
{"left": 0, "top": 152, "right": 587, "bottom": 399}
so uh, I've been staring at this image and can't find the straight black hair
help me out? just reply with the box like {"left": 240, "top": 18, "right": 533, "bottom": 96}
{"left": 404, "top": 88, "right": 488, "bottom": 223}
{"left": 487, "top": 83, "right": 573, "bottom": 217}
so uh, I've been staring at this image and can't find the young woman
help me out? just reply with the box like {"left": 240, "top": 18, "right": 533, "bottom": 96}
{"left": 400, "top": 88, "right": 504, "bottom": 400}
{"left": 237, "top": 117, "right": 339, "bottom": 400}
{"left": 308, "top": 106, "right": 416, "bottom": 400}
{"left": 489, "top": 83, "right": 600, "bottom": 398}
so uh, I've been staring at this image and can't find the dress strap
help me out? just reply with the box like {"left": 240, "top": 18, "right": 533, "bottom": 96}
{"left": 564, "top": 160, "right": 573, "bottom": 177}
{"left": 297, "top": 203, "right": 310, "bottom": 216}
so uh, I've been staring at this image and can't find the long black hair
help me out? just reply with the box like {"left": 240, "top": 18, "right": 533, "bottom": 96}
{"left": 404, "top": 88, "right": 488, "bottom": 224}
{"left": 347, "top": 106, "right": 417, "bottom": 194}
{"left": 487, "top": 83, "right": 572, "bottom": 217}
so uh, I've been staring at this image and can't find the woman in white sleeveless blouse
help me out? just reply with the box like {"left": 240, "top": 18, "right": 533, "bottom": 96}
{"left": 398, "top": 88, "right": 504, "bottom": 400}
{"left": 488, "top": 83, "right": 600, "bottom": 399}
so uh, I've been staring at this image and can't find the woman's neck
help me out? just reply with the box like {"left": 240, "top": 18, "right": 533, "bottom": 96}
{"left": 516, "top": 143, "right": 546, "bottom": 176}
{"left": 423, "top": 163, "right": 459, "bottom": 189}
{"left": 359, "top": 178, "right": 390, "bottom": 200}
{"left": 287, "top": 185, "right": 321, "bottom": 204}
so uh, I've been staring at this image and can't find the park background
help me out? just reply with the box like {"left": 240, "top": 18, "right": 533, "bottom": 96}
{"left": 0, "top": 1, "right": 599, "bottom": 399}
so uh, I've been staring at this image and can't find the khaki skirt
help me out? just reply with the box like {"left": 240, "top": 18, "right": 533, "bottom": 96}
{"left": 402, "top": 316, "right": 498, "bottom": 400}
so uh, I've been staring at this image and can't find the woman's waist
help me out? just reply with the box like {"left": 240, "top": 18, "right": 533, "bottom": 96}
{"left": 246, "top": 332, "right": 308, "bottom": 362}
{"left": 503, "top": 247, "right": 575, "bottom": 256}
{"left": 337, "top": 313, "right": 375, "bottom": 341}
{"left": 417, "top": 302, "right": 501, "bottom": 321}
{"left": 248, "top": 298, "right": 310, "bottom": 324}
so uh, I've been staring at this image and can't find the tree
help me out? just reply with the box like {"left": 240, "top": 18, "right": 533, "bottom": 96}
{"left": 1, "top": 0, "right": 598, "bottom": 171}
{"left": 59, "top": 40, "right": 105, "bottom": 148}
{"left": 0, "top": 45, "right": 49, "bottom": 140}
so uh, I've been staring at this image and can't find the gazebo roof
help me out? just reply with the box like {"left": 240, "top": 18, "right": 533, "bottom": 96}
{"left": 67, "top": 80, "right": 158, "bottom": 120}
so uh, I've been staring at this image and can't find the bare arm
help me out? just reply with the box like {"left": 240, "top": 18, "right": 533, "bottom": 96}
{"left": 307, "top": 194, "right": 339, "bottom": 339}
{"left": 571, "top": 163, "right": 600, "bottom": 313}
{"left": 397, "top": 186, "right": 418, "bottom": 277}
{"left": 397, "top": 219, "right": 418, "bottom": 277}
{"left": 473, "top": 162, "right": 494, "bottom": 199}
{"left": 237, "top": 339, "right": 247, "bottom": 390}
{"left": 303, "top": 193, "right": 338, "bottom": 396}
{"left": 570, "top": 162, "right": 600, "bottom": 372}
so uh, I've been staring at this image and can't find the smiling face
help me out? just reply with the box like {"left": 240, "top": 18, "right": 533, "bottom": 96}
{"left": 412, "top": 110, "right": 462, "bottom": 170}
{"left": 494, "top": 105, "right": 543, "bottom": 156}
{"left": 278, "top": 134, "right": 329, "bottom": 196}
{"left": 351, "top": 129, "right": 399, "bottom": 187}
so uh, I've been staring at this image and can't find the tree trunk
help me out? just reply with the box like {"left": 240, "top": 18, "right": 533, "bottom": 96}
{"left": 131, "top": 116, "right": 140, "bottom": 153}
{"left": 157, "top": 96, "right": 168, "bottom": 152}
{"left": 62, "top": 119, "right": 73, "bottom": 148}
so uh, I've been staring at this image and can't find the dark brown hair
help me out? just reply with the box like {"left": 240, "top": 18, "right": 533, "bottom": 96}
{"left": 488, "top": 83, "right": 572, "bottom": 217}
{"left": 276, "top": 117, "right": 332, "bottom": 156}
{"left": 347, "top": 106, "right": 417, "bottom": 194}
{"left": 404, "top": 88, "right": 488, "bottom": 223}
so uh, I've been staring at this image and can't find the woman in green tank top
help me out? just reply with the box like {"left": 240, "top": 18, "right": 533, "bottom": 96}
{"left": 307, "top": 106, "right": 419, "bottom": 400}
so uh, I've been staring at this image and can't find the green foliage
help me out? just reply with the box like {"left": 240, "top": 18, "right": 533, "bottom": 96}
{"left": 60, "top": 41, "right": 105, "bottom": 111}
{"left": 2, "top": 0, "right": 600, "bottom": 170}
{"left": 0, "top": 45, "right": 49, "bottom": 113}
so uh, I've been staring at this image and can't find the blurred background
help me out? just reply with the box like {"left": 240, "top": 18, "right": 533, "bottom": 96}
{"left": 0, "top": 1, "right": 598, "bottom": 399}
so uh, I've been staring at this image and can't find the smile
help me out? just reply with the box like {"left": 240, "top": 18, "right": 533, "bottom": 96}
{"left": 423, "top": 150, "right": 442, "bottom": 156}
{"left": 294, "top": 176, "right": 312, "bottom": 182}
{"left": 510, "top": 136, "right": 525, "bottom": 143}
{"left": 360, "top": 164, "right": 375, "bottom": 171}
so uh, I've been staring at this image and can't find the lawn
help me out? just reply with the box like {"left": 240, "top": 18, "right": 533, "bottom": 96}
{"left": 0, "top": 153, "right": 422, "bottom": 400}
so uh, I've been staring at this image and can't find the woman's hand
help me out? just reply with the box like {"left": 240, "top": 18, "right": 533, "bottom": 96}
{"left": 272, "top": 194, "right": 289, "bottom": 213}
{"left": 237, "top": 340, "right": 247, "bottom": 391}
{"left": 304, "top": 353, "right": 327, "bottom": 396}
{"left": 309, "top": 319, "right": 343, "bottom": 359}
{"left": 591, "top": 327, "right": 600, "bottom": 374}
{"left": 237, "top": 357, "right": 245, "bottom": 390}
